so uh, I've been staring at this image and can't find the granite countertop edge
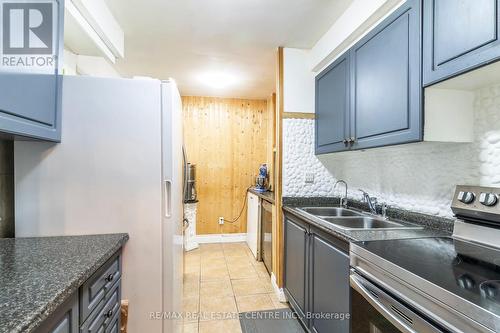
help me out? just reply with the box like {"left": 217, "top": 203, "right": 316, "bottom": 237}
{"left": 17, "top": 233, "right": 129, "bottom": 333}
{"left": 248, "top": 188, "right": 275, "bottom": 204}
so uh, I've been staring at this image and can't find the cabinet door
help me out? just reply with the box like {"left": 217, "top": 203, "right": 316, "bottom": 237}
{"left": 309, "top": 232, "right": 350, "bottom": 333}
{"left": 423, "top": 0, "right": 500, "bottom": 86}
{"left": 350, "top": 0, "right": 422, "bottom": 150}
{"left": 315, "top": 52, "right": 350, "bottom": 154}
{"left": 0, "top": 0, "right": 63, "bottom": 142}
{"left": 283, "top": 216, "right": 308, "bottom": 322}
{"left": 35, "top": 292, "right": 79, "bottom": 333}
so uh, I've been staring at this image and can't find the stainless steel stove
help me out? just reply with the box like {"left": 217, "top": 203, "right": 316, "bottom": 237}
{"left": 350, "top": 185, "right": 500, "bottom": 333}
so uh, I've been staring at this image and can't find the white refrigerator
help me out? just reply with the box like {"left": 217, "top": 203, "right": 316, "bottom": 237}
{"left": 14, "top": 75, "right": 184, "bottom": 333}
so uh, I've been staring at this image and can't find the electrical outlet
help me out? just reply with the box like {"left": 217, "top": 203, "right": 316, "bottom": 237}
{"left": 218, "top": 217, "right": 224, "bottom": 225}
{"left": 305, "top": 173, "right": 315, "bottom": 184}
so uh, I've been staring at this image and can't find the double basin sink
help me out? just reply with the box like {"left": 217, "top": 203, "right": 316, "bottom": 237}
{"left": 298, "top": 207, "right": 422, "bottom": 231}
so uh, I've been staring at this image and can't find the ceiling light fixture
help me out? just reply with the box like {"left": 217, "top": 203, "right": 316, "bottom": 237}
{"left": 198, "top": 71, "right": 240, "bottom": 89}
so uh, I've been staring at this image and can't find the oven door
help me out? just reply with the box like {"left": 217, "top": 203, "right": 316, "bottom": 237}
{"left": 350, "top": 271, "right": 445, "bottom": 333}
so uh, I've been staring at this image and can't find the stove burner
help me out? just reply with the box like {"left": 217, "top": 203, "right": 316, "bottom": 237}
{"left": 479, "top": 280, "right": 500, "bottom": 301}
{"left": 396, "top": 243, "right": 462, "bottom": 267}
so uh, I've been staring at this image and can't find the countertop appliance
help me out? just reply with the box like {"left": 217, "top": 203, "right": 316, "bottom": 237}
{"left": 183, "top": 162, "right": 197, "bottom": 203}
{"left": 14, "top": 76, "right": 183, "bottom": 333}
{"left": 350, "top": 185, "right": 500, "bottom": 333}
{"left": 254, "top": 164, "right": 268, "bottom": 193}
{"left": 260, "top": 199, "right": 272, "bottom": 274}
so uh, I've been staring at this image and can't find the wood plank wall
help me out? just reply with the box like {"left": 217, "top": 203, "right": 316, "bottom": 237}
{"left": 182, "top": 96, "right": 269, "bottom": 235}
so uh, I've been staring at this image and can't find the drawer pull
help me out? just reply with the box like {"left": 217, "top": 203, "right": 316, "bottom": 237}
{"left": 105, "top": 274, "right": 114, "bottom": 282}
{"left": 104, "top": 309, "right": 114, "bottom": 318}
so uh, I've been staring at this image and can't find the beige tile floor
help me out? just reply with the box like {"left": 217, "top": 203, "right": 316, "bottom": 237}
{"left": 183, "top": 242, "right": 289, "bottom": 333}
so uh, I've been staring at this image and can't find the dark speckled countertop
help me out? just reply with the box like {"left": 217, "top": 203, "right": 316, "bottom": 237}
{"left": 248, "top": 188, "right": 275, "bottom": 204}
{"left": 0, "top": 233, "right": 129, "bottom": 333}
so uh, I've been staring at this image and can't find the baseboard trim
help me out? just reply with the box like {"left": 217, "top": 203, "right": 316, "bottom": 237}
{"left": 196, "top": 233, "right": 247, "bottom": 243}
{"left": 271, "top": 272, "right": 287, "bottom": 303}
{"left": 184, "top": 242, "right": 199, "bottom": 252}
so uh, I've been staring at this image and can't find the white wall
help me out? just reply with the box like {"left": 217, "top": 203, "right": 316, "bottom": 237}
{"left": 309, "top": 0, "right": 403, "bottom": 72}
{"left": 76, "top": 55, "right": 121, "bottom": 78}
{"left": 63, "top": 49, "right": 78, "bottom": 75}
{"left": 283, "top": 48, "right": 315, "bottom": 113}
{"left": 71, "top": 0, "right": 125, "bottom": 58}
{"left": 283, "top": 83, "right": 500, "bottom": 218}
{"left": 424, "top": 88, "right": 475, "bottom": 142}
{"left": 282, "top": 1, "right": 404, "bottom": 114}
{"left": 63, "top": 48, "right": 121, "bottom": 78}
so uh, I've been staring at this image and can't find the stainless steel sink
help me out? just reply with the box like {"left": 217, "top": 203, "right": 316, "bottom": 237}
{"left": 297, "top": 206, "right": 423, "bottom": 230}
{"left": 298, "top": 207, "right": 364, "bottom": 217}
{"left": 322, "top": 216, "right": 422, "bottom": 230}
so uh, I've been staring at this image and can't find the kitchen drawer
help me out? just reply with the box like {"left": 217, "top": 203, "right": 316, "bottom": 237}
{"left": 80, "top": 279, "right": 121, "bottom": 333}
{"left": 104, "top": 309, "right": 120, "bottom": 333}
{"left": 80, "top": 252, "right": 121, "bottom": 324}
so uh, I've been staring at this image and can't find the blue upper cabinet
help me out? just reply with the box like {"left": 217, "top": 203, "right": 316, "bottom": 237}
{"left": 314, "top": 0, "right": 421, "bottom": 154}
{"left": 350, "top": 0, "right": 422, "bottom": 150}
{"left": 315, "top": 52, "right": 350, "bottom": 154}
{"left": 423, "top": 0, "right": 500, "bottom": 86}
{"left": 0, "top": 0, "right": 64, "bottom": 142}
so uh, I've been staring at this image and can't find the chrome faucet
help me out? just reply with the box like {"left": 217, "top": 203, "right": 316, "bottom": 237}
{"left": 359, "top": 189, "right": 378, "bottom": 215}
{"left": 381, "top": 202, "right": 388, "bottom": 219}
{"left": 334, "top": 180, "right": 348, "bottom": 208}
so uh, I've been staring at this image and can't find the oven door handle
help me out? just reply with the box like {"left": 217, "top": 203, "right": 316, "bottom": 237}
{"left": 350, "top": 273, "right": 443, "bottom": 333}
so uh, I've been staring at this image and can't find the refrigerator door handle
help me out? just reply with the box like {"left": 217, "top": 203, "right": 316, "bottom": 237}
{"left": 164, "top": 179, "right": 172, "bottom": 217}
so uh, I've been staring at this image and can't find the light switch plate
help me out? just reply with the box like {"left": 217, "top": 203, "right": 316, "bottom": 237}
{"left": 305, "top": 173, "right": 314, "bottom": 184}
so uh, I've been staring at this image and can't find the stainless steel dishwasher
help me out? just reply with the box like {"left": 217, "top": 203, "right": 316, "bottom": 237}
{"left": 260, "top": 199, "right": 272, "bottom": 274}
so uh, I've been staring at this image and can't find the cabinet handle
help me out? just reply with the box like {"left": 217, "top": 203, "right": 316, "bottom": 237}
{"left": 164, "top": 180, "right": 172, "bottom": 218}
{"left": 104, "top": 309, "right": 113, "bottom": 318}
{"left": 105, "top": 273, "right": 114, "bottom": 282}
{"left": 347, "top": 137, "right": 356, "bottom": 144}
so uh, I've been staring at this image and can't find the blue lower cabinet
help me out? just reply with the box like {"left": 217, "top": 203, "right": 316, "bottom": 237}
{"left": 284, "top": 212, "right": 350, "bottom": 333}
{"left": 309, "top": 232, "right": 350, "bottom": 333}
{"left": 34, "top": 252, "right": 122, "bottom": 333}
{"left": 283, "top": 216, "right": 308, "bottom": 325}
{"left": 34, "top": 293, "right": 79, "bottom": 333}
{"left": 80, "top": 280, "right": 121, "bottom": 333}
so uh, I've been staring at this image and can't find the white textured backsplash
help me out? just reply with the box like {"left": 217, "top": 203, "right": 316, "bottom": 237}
{"left": 283, "top": 84, "right": 500, "bottom": 218}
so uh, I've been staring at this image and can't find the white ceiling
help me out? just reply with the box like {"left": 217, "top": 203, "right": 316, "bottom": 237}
{"left": 104, "top": 0, "right": 353, "bottom": 99}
